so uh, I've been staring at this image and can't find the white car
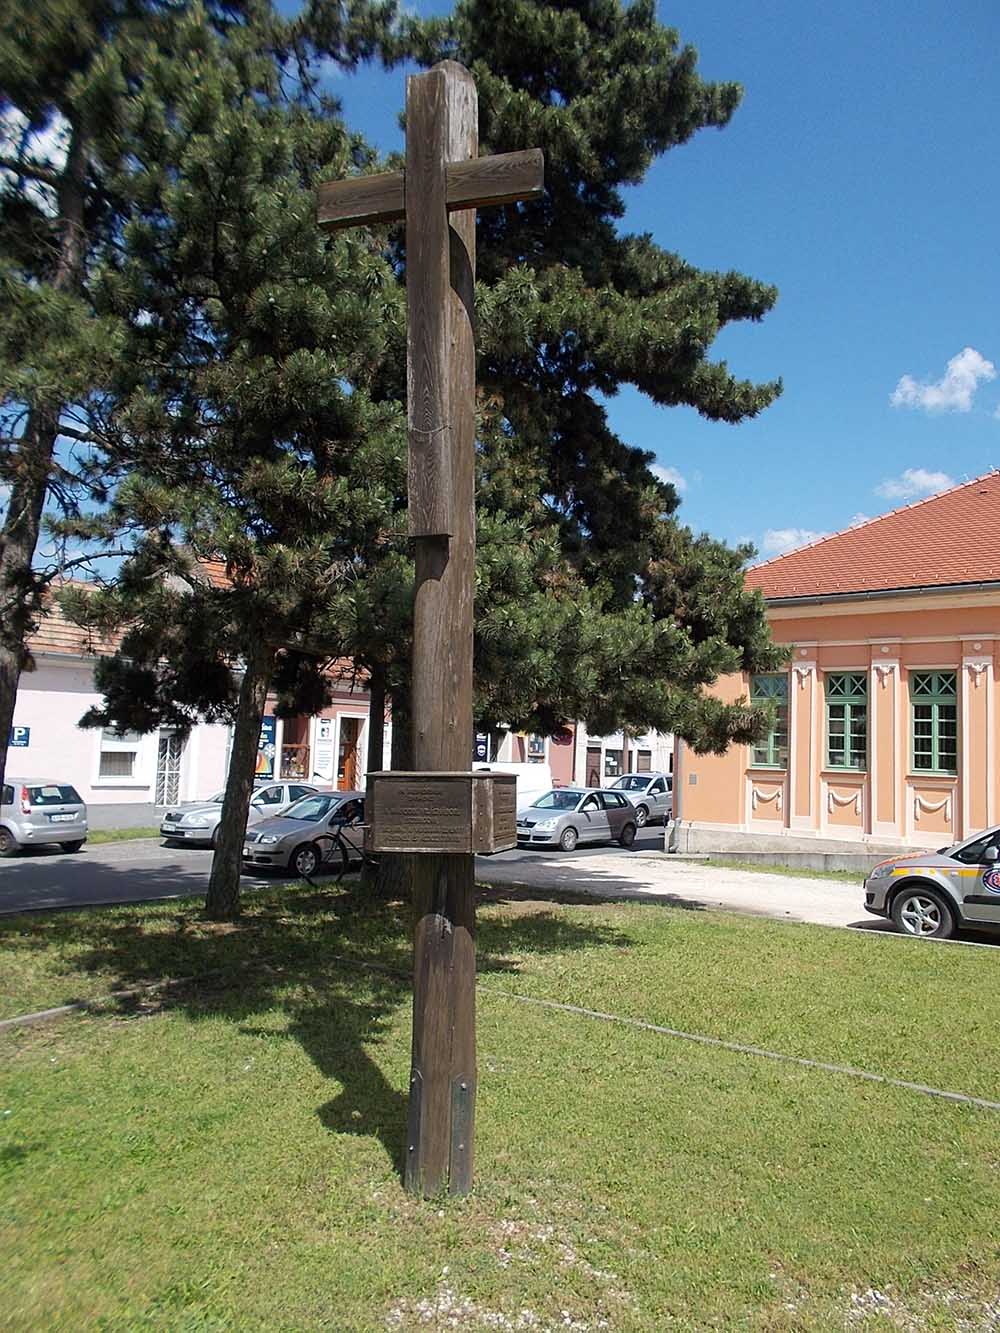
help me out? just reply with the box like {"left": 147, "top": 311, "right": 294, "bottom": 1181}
{"left": 159, "top": 781, "right": 319, "bottom": 847}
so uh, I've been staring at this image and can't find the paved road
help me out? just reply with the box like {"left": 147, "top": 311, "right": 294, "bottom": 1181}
{"left": 0, "top": 825, "right": 868, "bottom": 925}
{"left": 3, "top": 829, "right": 996, "bottom": 946}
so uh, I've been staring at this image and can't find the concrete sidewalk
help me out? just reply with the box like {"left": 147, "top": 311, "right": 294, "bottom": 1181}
{"left": 476, "top": 849, "right": 876, "bottom": 929}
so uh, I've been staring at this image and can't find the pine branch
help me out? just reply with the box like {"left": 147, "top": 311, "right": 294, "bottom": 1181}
{"left": 0, "top": 153, "right": 60, "bottom": 186}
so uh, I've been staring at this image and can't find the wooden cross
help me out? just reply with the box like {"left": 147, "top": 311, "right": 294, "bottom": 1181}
{"left": 318, "top": 61, "right": 543, "bottom": 1197}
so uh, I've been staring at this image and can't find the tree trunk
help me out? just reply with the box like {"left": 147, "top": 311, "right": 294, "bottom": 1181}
{"left": 0, "top": 124, "right": 88, "bottom": 792}
{"left": 360, "top": 663, "right": 387, "bottom": 893}
{"left": 205, "top": 643, "right": 274, "bottom": 921}
{"left": 373, "top": 685, "right": 412, "bottom": 901}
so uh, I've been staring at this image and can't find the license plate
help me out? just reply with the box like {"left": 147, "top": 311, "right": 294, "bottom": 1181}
{"left": 50, "top": 813, "right": 75, "bottom": 822}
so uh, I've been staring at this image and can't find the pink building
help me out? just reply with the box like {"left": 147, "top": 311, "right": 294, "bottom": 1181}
{"left": 679, "top": 473, "right": 1000, "bottom": 854}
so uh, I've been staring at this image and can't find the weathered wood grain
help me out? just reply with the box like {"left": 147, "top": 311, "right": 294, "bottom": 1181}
{"left": 316, "top": 150, "right": 543, "bottom": 229}
{"left": 316, "top": 170, "right": 404, "bottom": 228}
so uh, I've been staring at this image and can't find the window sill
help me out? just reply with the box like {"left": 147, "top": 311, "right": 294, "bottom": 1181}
{"left": 907, "top": 772, "right": 958, "bottom": 781}
{"left": 747, "top": 765, "right": 787, "bottom": 773}
{"left": 92, "top": 781, "right": 152, "bottom": 790}
{"left": 821, "top": 768, "right": 867, "bottom": 776}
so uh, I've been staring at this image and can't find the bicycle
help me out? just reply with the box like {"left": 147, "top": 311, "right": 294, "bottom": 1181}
{"left": 303, "top": 820, "right": 381, "bottom": 886}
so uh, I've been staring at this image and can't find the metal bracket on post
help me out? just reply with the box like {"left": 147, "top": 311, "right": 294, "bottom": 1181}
{"left": 449, "top": 1074, "right": 474, "bottom": 1196}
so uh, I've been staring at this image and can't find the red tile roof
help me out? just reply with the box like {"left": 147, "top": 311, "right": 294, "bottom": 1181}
{"left": 747, "top": 471, "right": 1000, "bottom": 600}
{"left": 26, "top": 582, "right": 122, "bottom": 658}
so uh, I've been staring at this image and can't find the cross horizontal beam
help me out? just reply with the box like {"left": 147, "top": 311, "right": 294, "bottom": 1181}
{"left": 316, "top": 148, "right": 544, "bottom": 230}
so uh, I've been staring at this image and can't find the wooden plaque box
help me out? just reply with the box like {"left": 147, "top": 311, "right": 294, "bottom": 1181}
{"left": 365, "top": 770, "right": 517, "bottom": 854}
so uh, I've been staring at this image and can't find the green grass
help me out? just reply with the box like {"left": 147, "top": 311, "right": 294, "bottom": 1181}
{"left": 3, "top": 885, "right": 1000, "bottom": 1329}
{"left": 706, "top": 857, "right": 864, "bottom": 883}
{"left": 86, "top": 826, "right": 162, "bottom": 845}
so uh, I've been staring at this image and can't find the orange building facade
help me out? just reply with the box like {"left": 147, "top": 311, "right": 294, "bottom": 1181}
{"left": 680, "top": 474, "right": 1000, "bottom": 853}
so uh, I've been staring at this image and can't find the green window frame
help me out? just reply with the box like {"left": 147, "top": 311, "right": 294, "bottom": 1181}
{"left": 910, "top": 671, "right": 958, "bottom": 773}
{"left": 825, "top": 672, "right": 868, "bottom": 770}
{"left": 751, "top": 673, "right": 788, "bottom": 768}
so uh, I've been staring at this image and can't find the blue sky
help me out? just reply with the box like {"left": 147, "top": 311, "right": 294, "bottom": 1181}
{"left": 332, "top": 0, "right": 1000, "bottom": 558}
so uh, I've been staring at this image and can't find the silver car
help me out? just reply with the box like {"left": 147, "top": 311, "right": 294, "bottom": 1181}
{"left": 607, "top": 772, "right": 673, "bottom": 826}
{"left": 160, "top": 781, "right": 319, "bottom": 847}
{"left": 0, "top": 778, "right": 88, "bottom": 856}
{"left": 864, "top": 825, "right": 1000, "bottom": 939}
{"left": 516, "top": 787, "right": 638, "bottom": 852}
{"left": 242, "top": 790, "right": 365, "bottom": 877}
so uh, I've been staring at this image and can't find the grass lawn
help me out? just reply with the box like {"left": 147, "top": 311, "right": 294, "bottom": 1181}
{"left": 85, "top": 827, "right": 162, "bottom": 845}
{"left": 704, "top": 858, "right": 863, "bottom": 884}
{"left": 3, "top": 885, "right": 1000, "bottom": 1330}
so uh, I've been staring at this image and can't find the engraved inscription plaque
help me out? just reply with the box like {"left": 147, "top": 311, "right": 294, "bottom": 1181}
{"left": 366, "top": 771, "right": 518, "bottom": 854}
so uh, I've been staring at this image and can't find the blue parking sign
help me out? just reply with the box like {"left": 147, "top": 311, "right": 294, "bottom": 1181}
{"left": 9, "top": 726, "right": 30, "bottom": 748}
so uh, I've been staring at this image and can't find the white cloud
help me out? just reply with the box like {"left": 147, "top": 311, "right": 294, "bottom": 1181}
{"left": 848, "top": 512, "right": 872, "bottom": 526}
{"left": 651, "top": 464, "right": 687, "bottom": 492}
{"left": 890, "top": 347, "right": 996, "bottom": 413}
{"left": 761, "top": 527, "right": 829, "bottom": 556}
{"left": 874, "top": 467, "right": 953, "bottom": 500}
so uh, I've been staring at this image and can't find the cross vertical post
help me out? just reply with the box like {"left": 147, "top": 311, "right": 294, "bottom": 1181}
{"left": 404, "top": 61, "right": 478, "bottom": 1197}
{"left": 317, "top": 60, "right": 543, "bottom": 1199}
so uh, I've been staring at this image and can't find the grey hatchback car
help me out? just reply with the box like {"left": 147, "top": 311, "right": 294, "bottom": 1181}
{"left": 864, "top": 825, "right": 1000, "bottom": 939}
{"left": 1, "top": 779, "right": 88, "bottom": 856}
{"left": 607, "top": 772, "right": 673, "bottom": 826}
{"left": 516, "top": 787, "right": 637, "bottom": 852}
{"left": 242, "top": 790, "right": 365, "bottom": 877}
{"left": 160, "top": 781, "right": 319, "bottom": 847}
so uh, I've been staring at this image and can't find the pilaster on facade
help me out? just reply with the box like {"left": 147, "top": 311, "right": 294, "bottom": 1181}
{"left": 961, "top": 650, "right": 994, "bottom": 835}
{"left": 870, "top": 656, "right": 900, "bottom": 840}
{"left": 788, "top": 658, "right": 815, "bottom": 830}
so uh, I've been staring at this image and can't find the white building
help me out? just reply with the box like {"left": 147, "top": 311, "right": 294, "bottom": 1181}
{"left": 7, "top": 599, "right": 376, "bottom": 827}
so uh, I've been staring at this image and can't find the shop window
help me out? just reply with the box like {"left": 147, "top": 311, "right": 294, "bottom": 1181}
{"left": 604, "top": 749, "right": 623, "bottom": 778}
{"left": 99, "top": 727, "right": 141, "bottom": 779}
{"left": 750, "top": 674, "right": 788, "bottom": 767}
{"left": 911, "top": 672, "right": 957, "bottom": 773}
{"left": 636, "top": 750, "right": 652, "bottom": 773}
{"left": 527, "top": 734, "right": 546, "bottom": 762}
{"left": 826, "top": 672, "right": 867, "bottom": 769}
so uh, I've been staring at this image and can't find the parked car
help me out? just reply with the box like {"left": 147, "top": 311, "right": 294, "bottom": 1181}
{"left": 516, "top": 787, "right": 637, "bottom": 852}
{"left": 606, "top": 772, "right": 673, "bottom": 826}
{"left": 160, "top": 781, "right": 319, "bottom": 848}
{"left": 864, "top": 825, "right": 1000, "bottom": 939}
{"left": 0, "top": 779, "right": 88, "bottom": 856}
{"left": 242, "top": 790, "right": 365, "bottom": 876}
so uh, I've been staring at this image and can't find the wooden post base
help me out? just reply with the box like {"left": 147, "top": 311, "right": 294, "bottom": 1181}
{"left": 405, "top": 853, "right": 476, "bottom": 1196}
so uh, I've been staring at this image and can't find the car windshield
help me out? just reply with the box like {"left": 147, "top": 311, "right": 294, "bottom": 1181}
{"left": 282, "top": 794, "right": 338, "bottom": 821}
{"left": 611, "top": 776, "right": 649, "bottom": 792}
{"left": 531, "top": 790, "right": 584, "bottom": 811}
{"left": 28, "top": 784, "right": 81, "bottom": 805}
{"left": 208, "top": 792, "right": 225, "bottom": 804}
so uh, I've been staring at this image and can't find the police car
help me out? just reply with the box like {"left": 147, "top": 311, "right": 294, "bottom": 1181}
{"left": 864, "top": 826, "right": 1000, "bottom": 939}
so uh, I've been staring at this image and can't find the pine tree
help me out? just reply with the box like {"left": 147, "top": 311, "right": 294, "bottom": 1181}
{"left": 323, "top": 0, "right": 786, "bottom": 759}
{"left": 54, "top": 1, "right": 405, "bottom": 918}
{"left": 0, "top": 0, "right": 397, "bottom": 796}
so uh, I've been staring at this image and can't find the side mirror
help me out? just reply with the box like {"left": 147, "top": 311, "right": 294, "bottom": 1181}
{"left": 985, "top": 845, "right": 999, "bottom": 863}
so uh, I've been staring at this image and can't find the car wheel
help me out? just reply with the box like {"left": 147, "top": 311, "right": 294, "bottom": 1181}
{"left": 559, "top": 826, "right": 579, "bottom": 852}
{"left": 291, "top": 842, "right": 321, "bottom": 878}
{"left": 633, "top": 805, "right": 649, "bottom": 828}
{"left": 891, "top": 884, "right": 956, "bottom": 940}
{"left": 0, "top": 827, "right": 20, "bottom": 857}
{"left": 61, "top": 841, "right": 85, "bottom": 853}
{"left": 618, "top": 822, "right": 637, "bottom": 848}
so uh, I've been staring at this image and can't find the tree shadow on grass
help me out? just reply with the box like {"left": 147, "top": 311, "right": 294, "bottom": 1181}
{"left": 1, "top": 878, "right": 634, "bottom": 1173}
